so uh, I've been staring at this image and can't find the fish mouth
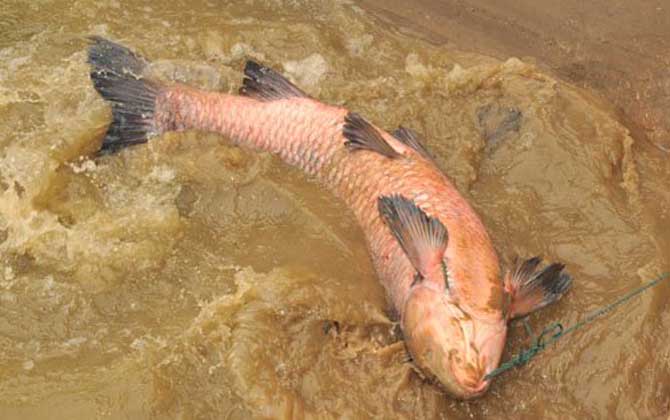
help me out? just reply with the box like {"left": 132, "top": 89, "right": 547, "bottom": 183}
{"left": 446, "top": 356, "right": 492, "bottom": 399}
{"left": 469, "top": 377, "right": 491, "bottom": 395}
{"left": 402, "top": 285, "right": 499, "bottom": 399}
{"left": 452, "top": 373, "right": 491, "bottom": 399}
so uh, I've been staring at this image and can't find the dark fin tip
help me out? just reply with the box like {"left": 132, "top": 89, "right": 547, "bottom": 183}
{"left": 87, "top": 36, "right": 160, "bottom": 154}
{"left": 392, "top": 126, "right": 433, "bottom": 160}
{"left": 87, "top": 36, "right": 147, "bottom": 77}
{"left": 377, "top": 194, "right": 448, "bottom": 277}
{"left": 344, "top": 112, "right": 401, "bottom": 159}
{"left": 506, "top": 257, "right": 573, "bottom": 319}
{"left": 536, "top": 263, "right": 573, "bottom": 297}
{"left": 239, "top": 60, "right": 308, "bottom": 101}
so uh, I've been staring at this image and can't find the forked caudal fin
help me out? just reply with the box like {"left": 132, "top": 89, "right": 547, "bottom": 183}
{"left": 504, "top": 256, "right": 572, "bottom": 320}
{"left": 89, "top": 37, "right": 315, "bottom": 155}
{"left": 88, "top": 36, "right": 163, "bottom": 154}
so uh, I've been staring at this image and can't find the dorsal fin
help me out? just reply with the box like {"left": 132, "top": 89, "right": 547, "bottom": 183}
{"left": 343, "top": 112, "right": 401, "bottom": 158}
{"left": 239, "top": 60, "right": 308, "bottom": 101}
{"left": 392, "top": 126, "right": 433, "bottom": 160}
{"left": 378, "top": 194, "right": 448, "bottom": 278}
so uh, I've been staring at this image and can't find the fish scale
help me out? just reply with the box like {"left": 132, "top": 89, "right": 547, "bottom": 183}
{"left": 158, "top": 86, "right": 494, "bottom": 314}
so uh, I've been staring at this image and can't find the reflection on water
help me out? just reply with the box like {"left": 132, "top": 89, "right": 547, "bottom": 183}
{"left": 0, "top": 0, "right": 668, "bottom": 418}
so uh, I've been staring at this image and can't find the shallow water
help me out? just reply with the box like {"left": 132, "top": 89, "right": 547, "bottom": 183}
{"left": 361, "top": 0, "right": 670, "bottom": 154}
{"left": 0, "top": 1, "right": 668, "bottom": 419}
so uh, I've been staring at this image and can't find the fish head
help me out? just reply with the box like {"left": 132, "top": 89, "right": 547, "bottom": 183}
{"left": 402, "top": 282, "right": 507, "bottom": 399}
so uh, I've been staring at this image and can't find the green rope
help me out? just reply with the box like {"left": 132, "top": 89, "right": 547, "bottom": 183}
{"left": 485, "top": 271, "right": 670, "bottom": 380}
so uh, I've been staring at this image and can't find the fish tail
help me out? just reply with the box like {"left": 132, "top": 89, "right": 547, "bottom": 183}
{"left": 86, "top": 37, "right": 340, "bottom": 170}
{"left": 88, "top": 36, "right": 163, "bottom": 154}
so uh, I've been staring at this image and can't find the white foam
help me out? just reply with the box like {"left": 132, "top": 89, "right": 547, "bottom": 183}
{"left": 346, "top": 34, "right": 374, "bottom": 56}
{"left": 69, "top": 159, "right": 97, "bottom": 174}
{"left": 283, "top": 54, "right": 328, "bottom": 88}
{"left": 405, "top": 53, "right": 430, "bottom": 78}
{"left": 149, "top": 165, "right": 176, "bottom": 183}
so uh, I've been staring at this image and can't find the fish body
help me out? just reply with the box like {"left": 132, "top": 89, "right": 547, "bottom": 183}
{"left": 87, "top": 37, "right": 572, "bottom": 399}
{"left": 156, "top": 86, "right": 501, "bottom": 317}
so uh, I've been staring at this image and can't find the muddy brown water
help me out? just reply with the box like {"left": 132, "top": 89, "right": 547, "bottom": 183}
{"left": 361, "top": 0, "right": 670, "bottom": 154}
{"left": 0, "top": 1, "right": 669, "bottom": 419}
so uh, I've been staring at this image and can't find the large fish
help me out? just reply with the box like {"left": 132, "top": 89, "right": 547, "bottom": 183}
{"left": 86, "top": 37, "right": 572, "bottom": 399}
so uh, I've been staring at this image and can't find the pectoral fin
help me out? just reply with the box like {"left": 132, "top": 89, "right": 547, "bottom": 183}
{"left": 504, "top": 257, "right": 572, "bottom": 320}
{"left": 378, "top": 194, "right": 448, "bottom": 279}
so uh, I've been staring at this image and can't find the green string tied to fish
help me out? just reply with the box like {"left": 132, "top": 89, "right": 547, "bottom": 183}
{"left": 486, "top": 271, "right": 670, "bottom": 380}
